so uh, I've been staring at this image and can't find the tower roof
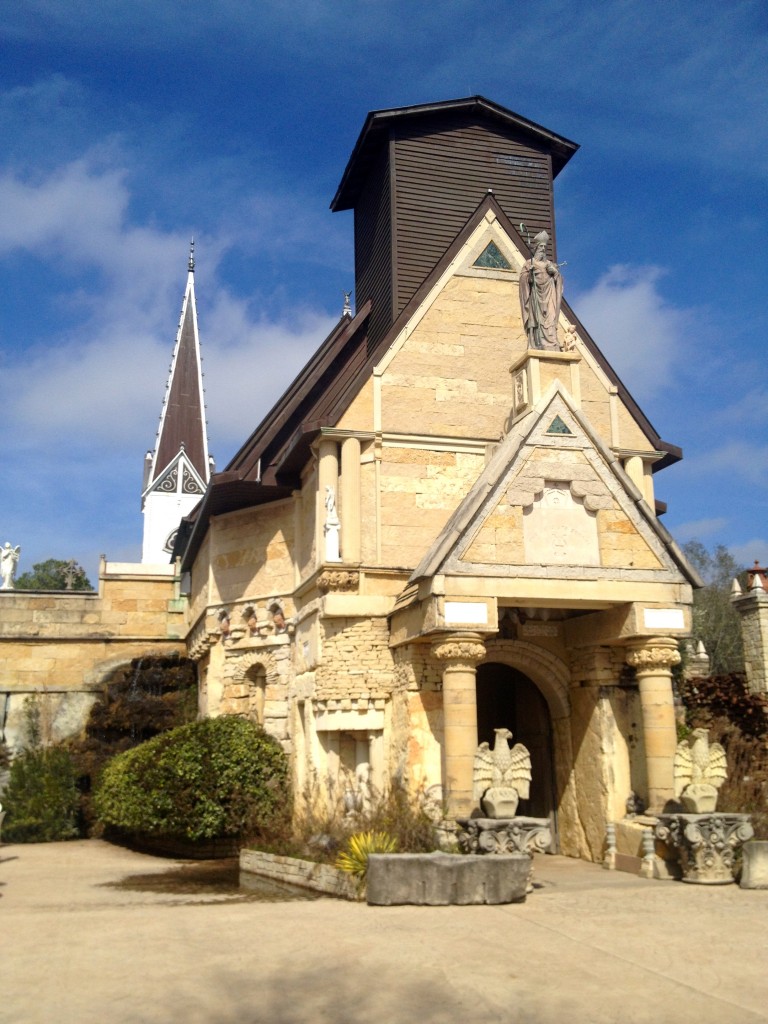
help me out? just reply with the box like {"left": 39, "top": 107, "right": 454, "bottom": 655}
{"left": 331, "top": 95, "right": 579, "bottom": 212}
{"left": 147, "top": 248, "right": 210, "bottom": 489}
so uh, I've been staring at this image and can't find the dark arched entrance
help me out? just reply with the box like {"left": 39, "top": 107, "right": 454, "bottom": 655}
{"left": 476, "top": 662, "right": 557, "bottom": 839}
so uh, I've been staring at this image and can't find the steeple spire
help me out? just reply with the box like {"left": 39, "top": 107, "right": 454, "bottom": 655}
{"left": 141, "top": 247, "right": 211, "bottom": 562}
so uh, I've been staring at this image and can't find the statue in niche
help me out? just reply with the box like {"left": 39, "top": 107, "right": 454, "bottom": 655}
{"left": 674, "top": 728, "right": 727, "bottom": 813}
{"left": 323, "top": 485, "right": 341, "bottom": 562}
{"left": 473, "top": 728, "right": 532, "bottom": 818}
{"left": 519, "top": 230, "right": 563, "bottom": 350}
{"left": 0, "top": 543, "right": 21, "bottom": 590}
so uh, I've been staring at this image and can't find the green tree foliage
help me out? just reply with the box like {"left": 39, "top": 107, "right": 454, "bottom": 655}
{"left": 683, "top": 540, "right": 745, "bottom": 675}
{"left": 69, "top": 653, "right": 198, "bottom": 834}
{"left": 14, "top": 558, "right": 93, "bottom": 591}
{"left": 1, "top": 699, "right": 79, "bottom": 843}
{"left": 94, "top": 716, "right": 289, "bottom": 842}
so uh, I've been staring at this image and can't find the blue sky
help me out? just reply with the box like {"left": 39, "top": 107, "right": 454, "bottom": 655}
{"left": 1, "top": 0, "right": 766, "bottom": 583}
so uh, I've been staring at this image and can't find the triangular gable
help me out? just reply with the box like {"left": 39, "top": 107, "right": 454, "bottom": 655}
{"left": 411, "top": 383, "right": 700, "bottom": 587}
{"left": 143, "top": 447, "right": 206, "bottom": 503}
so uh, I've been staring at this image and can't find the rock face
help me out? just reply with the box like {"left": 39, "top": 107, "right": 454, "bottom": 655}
{"left": 365, "top": 852, "right": 530, "bottom": 906}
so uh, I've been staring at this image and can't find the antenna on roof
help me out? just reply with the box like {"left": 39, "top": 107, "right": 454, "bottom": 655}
{"left": 188, "top": 239, "right": 195, "bottom": 273}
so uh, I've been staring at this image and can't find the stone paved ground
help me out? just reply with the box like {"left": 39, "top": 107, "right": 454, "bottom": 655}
{"left": 2, "top": 839, "right": 767, "bottom": 1024}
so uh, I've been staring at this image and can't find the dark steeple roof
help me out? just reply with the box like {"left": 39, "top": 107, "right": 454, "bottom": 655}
{"left": 147, "top": 249, "right": 210, "bottom": 491}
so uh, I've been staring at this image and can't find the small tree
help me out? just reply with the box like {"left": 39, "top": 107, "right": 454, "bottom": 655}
{"left": 1, "top": 699, "right": 79, "bottom": 843}
{"left": 683, "top": 541, "right": 745, "bottom": 675}
{"left": 15, "top": 558, "right": 93, "bottom": 591}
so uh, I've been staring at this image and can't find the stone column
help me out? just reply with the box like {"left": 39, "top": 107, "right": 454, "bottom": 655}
{"left": 432, "top": 633, "right": 486, "bottom": 818}
{"left": 626, "top": 637, "right": 681, "bottom": 813}
{"left": 340, "top": 436, "right": 361, "bottom": 564}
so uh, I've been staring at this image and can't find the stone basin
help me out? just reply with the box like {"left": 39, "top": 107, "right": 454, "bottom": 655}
{"left": 366, "top": 851, "right": 530, "bottom": 906}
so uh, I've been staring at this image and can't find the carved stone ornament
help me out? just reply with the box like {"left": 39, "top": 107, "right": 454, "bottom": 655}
{"left": 626, "top": 640, "right": 681, "bottom": 672}
{"left": 674, "top": 728, "right": 727, "bottom": 812}
{"left": 473, "top": 728, "right": 532, "bottom": 817}
{"left": 431, "top": 636, "right": 486, "bottom": 665}
{"left": 457, "top": 817, "right": 552, "bottom": 856}
{"left": 457, "top": 817, "right": 552, "bottom": 893}
{"left": 655, "top": 813, "right": 754, "bottom": 884}
{"left": 317, "top": 569, "right": 359, "bottom": 594}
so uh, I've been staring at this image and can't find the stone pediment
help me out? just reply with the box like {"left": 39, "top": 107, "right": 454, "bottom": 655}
{"left": 410, "top": 384, "right": 696, "bottom": 586}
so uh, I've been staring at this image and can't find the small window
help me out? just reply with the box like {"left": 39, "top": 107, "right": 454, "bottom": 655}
{"left": 473, "top": 241, "right": 511, "bottom": 270}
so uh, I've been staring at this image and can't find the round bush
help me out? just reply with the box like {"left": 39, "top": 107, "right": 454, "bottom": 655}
{"left": 94, "top": 716, "right": 289, "bottom": 842}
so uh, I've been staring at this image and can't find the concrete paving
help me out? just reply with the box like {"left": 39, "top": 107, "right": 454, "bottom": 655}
{"left": 2, "top": 839, "right": 767, "bottom": 1024}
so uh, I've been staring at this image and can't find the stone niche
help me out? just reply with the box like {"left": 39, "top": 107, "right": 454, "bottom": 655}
{"left": 523, "top": 480, "right": 599, "bottom": 566}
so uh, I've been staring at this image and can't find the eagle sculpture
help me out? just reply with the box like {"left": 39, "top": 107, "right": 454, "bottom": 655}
{"left": 674, "top": 728, "right": 727, "bottom": 812}
{"left": 473, "top": 728, "right": 532, "bottom": 818}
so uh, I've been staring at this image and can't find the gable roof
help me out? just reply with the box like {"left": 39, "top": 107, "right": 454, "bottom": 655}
{"left": 177, "top": 192, "right": 682, "bottom": 570}
{"left": 410, "top": 383, "right": 701, "bottom": 588}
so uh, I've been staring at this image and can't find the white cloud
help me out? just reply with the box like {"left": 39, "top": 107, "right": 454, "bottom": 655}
{"left": 730, "top": 539, "right": 768, "bottom": 570}
{"left": 670, "top": 518, "right": 729, "bottom": 543}
{"left": 685, "top": 442, "right": 768, "bottom": 490}
{"left": 571, "top": 265, "right": 694, "bottom": 402}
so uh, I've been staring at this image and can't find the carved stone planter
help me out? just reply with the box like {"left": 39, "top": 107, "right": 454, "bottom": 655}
{"left": 655, "top": 813, "right": 754, "bottom": 884}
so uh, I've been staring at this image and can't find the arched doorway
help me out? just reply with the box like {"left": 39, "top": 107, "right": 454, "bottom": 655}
{"left": 476, "top": 662, "right": 557, "bottom": 840}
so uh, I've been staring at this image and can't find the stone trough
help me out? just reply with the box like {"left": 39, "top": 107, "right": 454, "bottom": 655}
{"left": 365, "top": 851, "right": 530, "bottom": 906}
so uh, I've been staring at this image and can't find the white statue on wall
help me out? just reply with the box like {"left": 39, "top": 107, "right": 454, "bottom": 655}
{"left": 0, "top": 543, "right": 21, "bottom": 590}
{"left": 324, "top": 485, "right": 341, "bottom": 562}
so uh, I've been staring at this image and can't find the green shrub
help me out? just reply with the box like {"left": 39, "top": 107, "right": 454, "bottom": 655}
{"left": 94, "top": 716, "right": 289, "bottom": 842}
{"left": 2, "top": 746, "right": 80, "bottom": 843}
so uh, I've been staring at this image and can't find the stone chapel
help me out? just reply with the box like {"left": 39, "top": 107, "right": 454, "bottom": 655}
{"left": 173, "top": 96, "right": 700, "bottom": 861}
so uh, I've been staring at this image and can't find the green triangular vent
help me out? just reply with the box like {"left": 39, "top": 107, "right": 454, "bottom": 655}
{"left": 546, "top": 415, "right": 572, "bottom": 435}
{"left": 473, "top": 241, "right": 511, "bottom": 270}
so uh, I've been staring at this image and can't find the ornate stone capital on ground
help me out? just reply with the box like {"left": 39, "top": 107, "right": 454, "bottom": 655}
{"left": 625, "top": 637, "right": 681, "bottom": 673}
{"left": 431, "top": 633, "right": 486, "bottom": 667}
{"left": 655, "top": 813, "right": 754, "bottom": 884}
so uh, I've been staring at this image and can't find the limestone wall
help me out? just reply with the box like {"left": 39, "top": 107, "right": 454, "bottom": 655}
{"left": 0, "top": 561, "right": 186, "bottom": 750}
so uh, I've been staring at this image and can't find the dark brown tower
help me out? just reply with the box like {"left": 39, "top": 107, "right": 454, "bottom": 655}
{"left": 331, "top": 96, "right": 578, "bottom": 350}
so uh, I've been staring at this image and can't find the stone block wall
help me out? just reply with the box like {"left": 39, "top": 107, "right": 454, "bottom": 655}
{"left": 0, "top": 561, "right": 186, "bottom": 750}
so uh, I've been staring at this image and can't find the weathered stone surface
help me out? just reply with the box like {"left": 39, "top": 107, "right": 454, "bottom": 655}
{"left": 366, "top": 852, "right": 529, "bottom": 905}
{"left": 740, "top": 841, "right": 768, "bottom": 889}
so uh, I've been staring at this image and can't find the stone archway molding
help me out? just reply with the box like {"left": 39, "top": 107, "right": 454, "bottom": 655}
{"left": 482, "top": 638, "right": 571, "bottom": 720}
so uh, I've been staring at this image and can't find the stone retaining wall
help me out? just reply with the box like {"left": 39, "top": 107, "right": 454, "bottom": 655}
{"left": 239, "top": 849, "right": 360, "bottom": 900}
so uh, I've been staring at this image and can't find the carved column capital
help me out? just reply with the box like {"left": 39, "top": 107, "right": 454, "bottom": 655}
{"left": 626, "top": 637, "right": 681, "bottom": 673}
{"left": 431, "top": 633, "right": 486, "bottom": 666}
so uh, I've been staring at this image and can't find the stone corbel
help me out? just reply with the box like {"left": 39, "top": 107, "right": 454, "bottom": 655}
{"left": 317, "top": 569, "right": 359, "bottom": 594}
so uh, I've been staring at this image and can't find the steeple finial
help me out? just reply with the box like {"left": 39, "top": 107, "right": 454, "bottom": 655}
{"left": 342, "top": 290, "right": 352, "bottom": 317}
{"left": 188, "top": 239, "right": 195, "bottom": 273}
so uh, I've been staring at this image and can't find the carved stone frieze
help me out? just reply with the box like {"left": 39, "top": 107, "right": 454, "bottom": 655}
{"left": 317, "top": 569, "right": 359, "bottom": 594}
{"left": 626, "top": 638, "right": 681, "bottom": 673}
{"left": 655, "top": 813, "right": 754, "bottom": 884}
